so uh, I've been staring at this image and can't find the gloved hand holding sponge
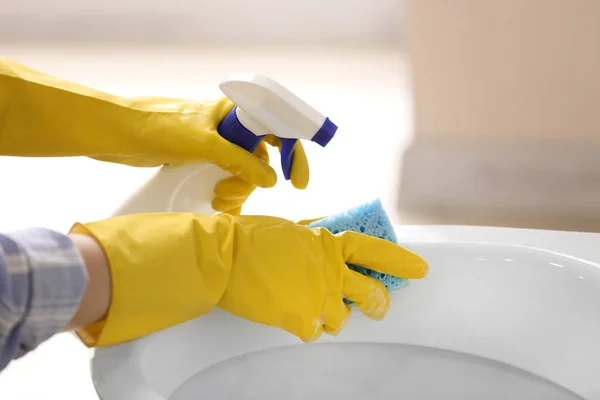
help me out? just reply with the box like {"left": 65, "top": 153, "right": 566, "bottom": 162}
{"left": 71, "top": 212, "right": 427, "bottom": 346}
{"left": 0, "top": 57, "right": 428, "bottom": 345}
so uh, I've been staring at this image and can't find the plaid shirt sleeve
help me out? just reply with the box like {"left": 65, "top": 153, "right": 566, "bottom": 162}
{"left": 0, "top": 228, "right": 88, "bottom": 372}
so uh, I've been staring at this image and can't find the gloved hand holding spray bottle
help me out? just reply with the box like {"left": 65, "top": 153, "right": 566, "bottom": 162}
{"left": 113, "top": 73, "right": 337, "bottom": 217}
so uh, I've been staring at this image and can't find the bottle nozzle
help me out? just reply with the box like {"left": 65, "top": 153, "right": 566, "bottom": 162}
{"left": 311, "top": 117, "right": 337, "bottom": 147}
{"left": 217, "top": 73, "right": 338, "bottom": 180}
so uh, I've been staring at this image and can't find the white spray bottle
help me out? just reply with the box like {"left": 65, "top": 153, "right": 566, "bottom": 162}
{"left": 112, "top": 73, "right": 338, "bottom": 216}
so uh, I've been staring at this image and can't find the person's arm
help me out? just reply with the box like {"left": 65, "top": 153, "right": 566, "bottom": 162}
{"left": 64, "top": 234, "right": 111, "bottom": 331}
{"left": 0, "top": 228, "right": 110, "bottom": 373}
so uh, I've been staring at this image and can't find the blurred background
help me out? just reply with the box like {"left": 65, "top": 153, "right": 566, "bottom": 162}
{"left": 0, "top": 1, "right": 599, "bottom": 397}
{"left": 2, "top": 0, "right": 599, "bottom": 233}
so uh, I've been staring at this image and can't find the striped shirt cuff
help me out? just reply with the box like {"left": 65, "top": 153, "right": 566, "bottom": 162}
{"left": 0, "top": 228, "right": 88, "bottom": 360}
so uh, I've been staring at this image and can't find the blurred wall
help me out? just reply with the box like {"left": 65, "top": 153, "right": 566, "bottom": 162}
{"left": 408, "top": 0, "right": 600, "bottom": 141}
{"left": 398, "top": 0, "right": 600, "bottom": 232}
{"left": 0, "top": 0, "right": 404, "bottom": 45}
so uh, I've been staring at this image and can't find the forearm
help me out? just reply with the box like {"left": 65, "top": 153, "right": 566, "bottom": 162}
{"left": 0, "top": 58, "right": 230, "bottom": 167}
{"left": 65, "top": 234, "right": 111, "bottom": 331}
{"left": 0, "top": 228, "right": 88, "bottom": 372}
{"left": 0, "top": 57, "right": 142, "bottom": 158}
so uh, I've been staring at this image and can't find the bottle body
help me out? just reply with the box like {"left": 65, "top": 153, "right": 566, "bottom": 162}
{"left": 112, "top": 163, "right": 231, "bottom": 217}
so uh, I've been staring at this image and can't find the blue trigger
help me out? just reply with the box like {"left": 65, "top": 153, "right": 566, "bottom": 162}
{"left": 217, "top": 107, "right": 299, "bottom": 180}
{"left": 279, "top": 138, "right": 297, "bottom": 180}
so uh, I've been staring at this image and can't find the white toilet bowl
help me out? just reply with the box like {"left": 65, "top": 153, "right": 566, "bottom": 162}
{"left": 90, "top": 226, "right": 600, "bottom": 399}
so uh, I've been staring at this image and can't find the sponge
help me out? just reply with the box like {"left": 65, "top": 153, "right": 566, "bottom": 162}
{"left": 308, "top": 199, "right": 409, "bottom": 300}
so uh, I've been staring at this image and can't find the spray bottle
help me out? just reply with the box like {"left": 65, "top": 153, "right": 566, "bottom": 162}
{"left": 112, "top": 73, "right": 338, "bottom": 216}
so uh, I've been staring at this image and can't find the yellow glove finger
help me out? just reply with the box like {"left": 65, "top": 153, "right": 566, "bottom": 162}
{"left": 275, "top": 304, "right": 325, "bottom": 343}
{"left": 225, "top": 206, "right": 243, "bottom": 216}
{"left": 212, "top": 197, "right": 248, "bottom": 214}
{"left": 297, "top": 216, "right": 328, "bottom": 226}
{"left": 212, "top": 134, "right": 308, "bottom": 215}
{"left": 253, "top": 139, "right": 270, "bottom": 164}
{"left": 215, "top": 139, "right": 269, "bottom": 195}
{"left": 342, "top": 270, "right": 390, "bottom": 320}
{"left": 212, "top": 187, "right": 252, "bottom": 214}
{"left": 211, "top": 139, "right": 269, "bottom": 215}
{"left": 214, "top": 177, "right": 255, "bottom": 201}
{"left": 201, "top": 99, "right": 277, "bottom": 189}
{"left": 297, "top": 321, "right": 324, "bottom": 344}
{"left": 322, "top": 295, "right": 352, "bottom": 336}
{"left": 338, "top": 231, "right": 429, "bottom": 279}
{"left": 264, "top": 135, "right": 309, "bottom": 190}
{"left": 289, "top": 140, "right": 309, "bottom": 190}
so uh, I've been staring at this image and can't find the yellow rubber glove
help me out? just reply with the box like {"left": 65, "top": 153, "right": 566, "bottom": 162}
{"left": 0, "top": 58, "right": 310, "bottom": 203}
{"left": 213, "top": 135, "right": 309, "bottom": 215}
{"left": 70, "top": 213, "right": 428, "bottom": 346}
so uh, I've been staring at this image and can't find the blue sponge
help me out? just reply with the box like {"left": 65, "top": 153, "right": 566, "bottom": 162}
{"left": 308, "top": 199, "right": 409, "bottom": 299}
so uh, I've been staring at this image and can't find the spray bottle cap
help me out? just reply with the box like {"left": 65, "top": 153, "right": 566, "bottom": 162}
{"left": 217, "top": 73, "right": 338, "bottom": 180}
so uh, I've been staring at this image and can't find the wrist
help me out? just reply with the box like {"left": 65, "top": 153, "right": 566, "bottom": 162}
{"left": 68, "top": 214, "right": 232, "bottom": 346}
{"left": 65, "top": 234, "right": 111, "bottom": 332}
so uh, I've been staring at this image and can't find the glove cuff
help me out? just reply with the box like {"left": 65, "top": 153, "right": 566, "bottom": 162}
{"left": 70, "top": 213, "right": 233, "bottom": 347}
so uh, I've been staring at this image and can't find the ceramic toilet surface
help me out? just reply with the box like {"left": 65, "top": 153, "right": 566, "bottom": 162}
{"left": 169, "top": 343, "right": 580, "bottom": 400}
{"left": 91, "top": 226, "right": 600, "bottom": 400}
